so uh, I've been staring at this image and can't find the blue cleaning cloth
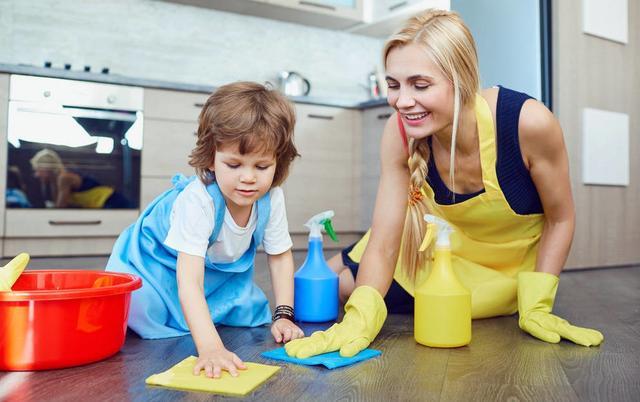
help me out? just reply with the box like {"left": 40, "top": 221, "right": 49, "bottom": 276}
{"left": 261, "top": 347, "right": 381, "bottom": 369}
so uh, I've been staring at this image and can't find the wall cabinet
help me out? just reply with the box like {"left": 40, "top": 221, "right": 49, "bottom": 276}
{"left": 168, "top": 0, "right": 364, "bottom": 30}
{"left": 351, "top": 0, "right": 450, "bottom": 37}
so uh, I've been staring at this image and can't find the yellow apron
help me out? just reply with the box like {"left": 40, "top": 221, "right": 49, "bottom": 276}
{"left": 69, "top": 186, "right": 114, "bottom": 208}
{"left": 349, "top": 94, "right": 544, "bottom": 319}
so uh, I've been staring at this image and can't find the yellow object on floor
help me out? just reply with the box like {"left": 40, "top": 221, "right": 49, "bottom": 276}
{"left": 145, "top": 356, "right": 280, "bottom": 396}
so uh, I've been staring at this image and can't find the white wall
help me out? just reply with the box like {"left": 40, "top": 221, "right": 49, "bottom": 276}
{"left": 0, "top": 0, "right": 384, "bottom": 100}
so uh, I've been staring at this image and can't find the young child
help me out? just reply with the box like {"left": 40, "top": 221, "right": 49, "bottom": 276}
{"left": 106, "top": 81, "right": 303, "bottom": 378}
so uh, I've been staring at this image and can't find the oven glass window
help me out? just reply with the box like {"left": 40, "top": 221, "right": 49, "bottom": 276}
{"left": 7, "top": 102, "right": 142, "bottom": 209}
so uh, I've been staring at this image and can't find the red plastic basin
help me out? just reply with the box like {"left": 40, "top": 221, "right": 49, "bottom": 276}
{"left": 0, "top": 270, "right": 141, "bottom": 371}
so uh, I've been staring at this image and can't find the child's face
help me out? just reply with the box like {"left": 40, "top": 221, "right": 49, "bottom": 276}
{"left": 210, "top": 144, "right": 277, "bottom": 214}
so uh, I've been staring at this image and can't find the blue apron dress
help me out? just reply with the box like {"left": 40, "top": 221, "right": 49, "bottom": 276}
{"left": 106, "top": 174, "right": 271, "bottom": 339}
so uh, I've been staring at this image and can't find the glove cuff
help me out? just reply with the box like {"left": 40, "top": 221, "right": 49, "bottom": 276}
{"left": 344, "top": 286, "right": 388, "bottom": 338}
{"left": 517, "top": 271, "right": 559, "bottom": 320}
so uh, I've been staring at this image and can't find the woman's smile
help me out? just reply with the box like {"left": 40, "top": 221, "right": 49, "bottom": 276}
{"left": 401, "top": 111, "right": 431, "bottom": 126}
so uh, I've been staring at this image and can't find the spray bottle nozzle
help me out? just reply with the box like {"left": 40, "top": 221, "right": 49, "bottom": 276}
{"left": 422, "top": 214, "right": 453, "bottom": 248}
{"left": 322, "top": 219, "right": 338, "bottom": 242}
{"left": 305, "top": 210, "right": 339, "bottom": 242}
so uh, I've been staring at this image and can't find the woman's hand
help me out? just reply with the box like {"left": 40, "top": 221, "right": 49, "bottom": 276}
{"left": 193, "top": 347, "right": 246, "bottom": 378}
{"left": 286, "top": 286, "right": 387, "bottom": 358}
{"left": 271, "top": 319, "right": 304, "bottom": 343}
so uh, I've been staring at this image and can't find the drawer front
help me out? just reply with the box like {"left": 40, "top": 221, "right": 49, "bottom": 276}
{"left": 4, "top": 210, "right": 138, "bottom": 237}
{"left": 3, "top": 237, "right": 118, "bottom": 258}
{"left": 144, "top": 88, "right": 209, "bottom": 121}
{"left": 142, "top": 119, "right": 197, "bottom": 177}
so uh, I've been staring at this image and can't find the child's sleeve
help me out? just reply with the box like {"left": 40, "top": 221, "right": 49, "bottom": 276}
{"left": 262, "top": 187, "right": 293, "bottom": 255}
{"left": 163, "top": 187, "right": 214, "bottom": 258}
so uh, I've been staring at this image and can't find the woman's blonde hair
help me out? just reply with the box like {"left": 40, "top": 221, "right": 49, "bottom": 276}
{"left": 30, "top": 148, "right": 65, "bottom": 174}
{"left": 189, "top": 81, "right": 299, "bottom": 187}
{"left": 383, "top": 9, "right": 480, "bottom": 280}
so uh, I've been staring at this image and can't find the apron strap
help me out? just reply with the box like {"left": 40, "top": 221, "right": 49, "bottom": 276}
{"left": 252, "top": 190, "right": 271, "bottom": 246}
{"left": 205, "top": 182, "right": 228, "bottom": 244}
{"left": 474, "top": 94, "right": 500, "bottom": 192}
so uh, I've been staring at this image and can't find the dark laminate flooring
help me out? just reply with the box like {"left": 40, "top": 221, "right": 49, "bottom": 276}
{"left": 0, "top": 258, "right": 638, "bottom": 401}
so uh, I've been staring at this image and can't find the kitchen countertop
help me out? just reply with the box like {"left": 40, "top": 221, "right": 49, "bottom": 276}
{"left": 0, "top": 63, "right": 390, "bottom": 110}
{"left": 0, "top": 266, "right": 637, "bottom": 401}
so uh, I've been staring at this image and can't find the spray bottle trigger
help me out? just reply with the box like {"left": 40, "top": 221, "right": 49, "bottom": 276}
{"left": 419, "top": 223, "right": 435, "bottom": 252}
{"left": 322, "top": 219, "right": 339, "bottom": 242}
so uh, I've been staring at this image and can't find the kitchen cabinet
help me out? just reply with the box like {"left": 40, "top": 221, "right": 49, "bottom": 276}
{"left": 141, "top": 119, "right": 196, "bottom": 178}
{"left": 141, "top": 88, "right": 208, "bottom": 208}
{"left": 350, "top": 0, "right": 450, "bottom": 37}
{"left": 360, "top": 104, "right": 393, "bottom": 229}
{"left": 4, "top": 210, "right": 138, "bottom": 238}
{"left": 0, "top": 74, "right": 8, "bottom": 254}
{"left": 284, "top": 104, "right": 362, "bottom": 233}
{"left": 168, "top": 0, "right": 364, "bottom": 30}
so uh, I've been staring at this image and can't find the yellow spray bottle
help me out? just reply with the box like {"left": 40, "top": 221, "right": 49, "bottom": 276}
{"left": 414, "top": 215, "right": 471, "bottom": 347}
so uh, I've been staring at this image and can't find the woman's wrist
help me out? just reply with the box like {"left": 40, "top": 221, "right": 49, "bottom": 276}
{"left": 272, "top": 304, "right": 295, "bottom": 322}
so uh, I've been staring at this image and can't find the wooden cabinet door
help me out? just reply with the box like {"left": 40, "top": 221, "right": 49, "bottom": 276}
{"left": 284, "top": 104, "right": 360, "bottom": 233}
{"left": 360, "top": 105, "right": 393, "bottom": 230}
{"left": 142, "top": 119, "right": 197, "bottom": 178}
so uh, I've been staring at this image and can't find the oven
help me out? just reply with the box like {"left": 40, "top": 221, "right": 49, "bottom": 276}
{"left": 6, "top": 75, "right": 143, "bottom": 210}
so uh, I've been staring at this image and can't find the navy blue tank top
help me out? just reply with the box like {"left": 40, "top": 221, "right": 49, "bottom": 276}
{"left": 425, "top": 86, "right": 543, "bottom": 215}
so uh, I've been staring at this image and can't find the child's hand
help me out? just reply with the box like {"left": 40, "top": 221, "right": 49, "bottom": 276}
{"left": 193, "top": 347, "right": 246, "bottom": 378}
{"left": 271, "top": 319, "right": 304, "bottom": 343}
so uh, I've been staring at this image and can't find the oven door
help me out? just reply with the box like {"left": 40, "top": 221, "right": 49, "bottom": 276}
{"left": 6, "top": 101, "right": 142, "bottom": 209}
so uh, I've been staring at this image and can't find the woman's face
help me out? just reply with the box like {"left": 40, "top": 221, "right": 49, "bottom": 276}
{"left": 385, "top": 43, "right": 455, "bottom": 140}
{"left": 33, "top": 167, "right": 54, "bottom": 182}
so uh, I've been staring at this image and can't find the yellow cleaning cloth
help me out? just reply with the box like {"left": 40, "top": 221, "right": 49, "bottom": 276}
{"left": 145, "top": 356, "right": 280, "bottom": 396}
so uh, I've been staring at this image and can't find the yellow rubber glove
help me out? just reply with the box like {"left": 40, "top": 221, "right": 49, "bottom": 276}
{"left": 285, "top": 285, "right": 387, "bottom": 358}
{"left": 0, "top": 253, "right": 30, "bottom": 291}
{"left": 518, "top": 271, "right": 603, "bottom": 346}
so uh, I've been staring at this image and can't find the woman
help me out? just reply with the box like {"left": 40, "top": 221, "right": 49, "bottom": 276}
{"left": 286, "top": 9, "right": 603, "bottom": 359}
{"left": 30, "top": 148, "right": 130, "bottom": 208}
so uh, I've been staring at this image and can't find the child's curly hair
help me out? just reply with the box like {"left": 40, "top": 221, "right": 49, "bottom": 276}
{"left": 189, "top": 81, "right": 299, "bottom": 187}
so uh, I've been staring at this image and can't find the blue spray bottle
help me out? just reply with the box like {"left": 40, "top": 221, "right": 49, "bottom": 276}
{"left": 294, "top": 210, "right": 340, "bottom": 322}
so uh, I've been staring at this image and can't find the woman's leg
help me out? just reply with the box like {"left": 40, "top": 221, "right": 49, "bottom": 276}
{"left": 327, "top": 251, "right": 356, "bottom": 303}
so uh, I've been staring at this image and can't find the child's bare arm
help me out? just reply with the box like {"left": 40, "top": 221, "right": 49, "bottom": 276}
{"left": 176, "top": 252, "right": 245, "bottom": 377}
{"left": 267, "top": 249, "right": 304, "bottom": 342}
{"left": 267, "top": 249, "right": 295, "bottom": 307}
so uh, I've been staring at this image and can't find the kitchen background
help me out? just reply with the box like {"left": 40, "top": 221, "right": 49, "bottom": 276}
{"left": 0, "top": 0, "right": 638, "bottom": 270}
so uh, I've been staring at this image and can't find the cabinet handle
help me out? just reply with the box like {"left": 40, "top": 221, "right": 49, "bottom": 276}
{"left": 307, "top": 114, "right": 334, "bottom": 120}
{"left": 48, "top": 220, "right": 102, "bottom": 226}
{"left": 377, "top": 113, "right": 392, "bottom": 120}
{"left": 299, "top": 1, "right": 336, "bottom": 11}
{"left": 389, "top": 1, "right": 408, "bottom": 12}
{"left": 194, "top": 103, "right": 204, "bottom": 108}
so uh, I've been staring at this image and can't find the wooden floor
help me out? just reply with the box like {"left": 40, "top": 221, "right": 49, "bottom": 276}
{"left": 0, "top": 262, "right": 638, "bottom": 401}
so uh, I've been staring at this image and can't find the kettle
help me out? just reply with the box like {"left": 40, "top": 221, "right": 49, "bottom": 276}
{"left": 278, "top": 71, "right": 311, "bottom": 96}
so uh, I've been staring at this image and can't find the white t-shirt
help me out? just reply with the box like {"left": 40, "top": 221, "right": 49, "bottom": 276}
{"left": 164, "top": 179, "right": 292, "bottom": 263}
